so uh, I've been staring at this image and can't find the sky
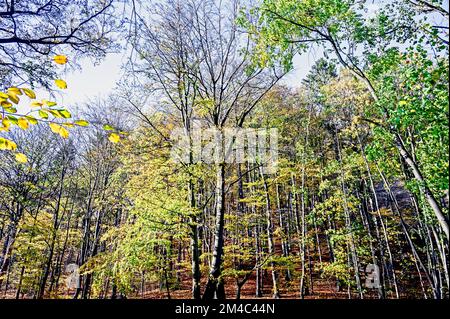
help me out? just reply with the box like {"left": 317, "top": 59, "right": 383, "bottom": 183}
{"left": 55, "top": 47, "right": 320, "bottom": 109}
{"left": 48, "top": 53, "right": 126, "bottom": 108}
{"left": 54, "top": 0, "right": 383, "bottom": 107}
{"left": 45, "top": 0, "right": 448, "bottom": 110}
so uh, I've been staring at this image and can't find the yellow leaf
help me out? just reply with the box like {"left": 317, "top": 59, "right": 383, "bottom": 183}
{"left": 1, "top": 118, "right": 11, "bottom": 130}
{"left": 103, "top": 124, "right": 114, "bottom": 131}
{"left": 25, "top": 116, "right": 38, "bottom": 125}
{"left": 0, "top": 139, "right": 6, "bottom": 150}
{"left": 108, "top": 133, "right": 120, "bottom": 143}
{"left": 49, "top": 123, "right": 69, "bottom": 138}
{"left": 59, "top": 109, "right": 71, "bottom": 118}
{"left": 0, "top": 138, "right": 17, "bottom": 150}
{"left": 43, "top": 100, "right": 57, "bottom": 107}
{"left": 1, "top": 101, "right": 12, "bottom": 108}
{"left": 22, "top": 88, "right": 36, "bottom": 99}
{"left": 7, "top": 92, "right": 19, "bottom": 104}
{"left": 15, "top": 153, "right": 28, "bottom": 163}
{"left": 399, "top": 100, "right": 407, "bottom": 106}
{"left": 49, "top": 122, "right": 62, "bottom": 134}
{"left": 53, "top": 55, "right": 68, "bottom": 65}
{"left": 55, "top": 79, "right": 68, "bottom": 89}
{"left": 18, "top": 118, "right": 29, "bottom": 130}
{"left": 59, "top": 126, "right": 69, "bottom": 139}
{"left": 31, "top": 100, "right": 43, "bottom": 107}
{"left": 8, "top": 87, "right": 22, "bottom": 95}
{"left": 74, "top": 120, "right": 89, "bottom": 126}
{"left": 0, "top": 137, "right": 8, "bottom": 150}
{"left": 8, "top": 140, "right": 17, "bottom": 150}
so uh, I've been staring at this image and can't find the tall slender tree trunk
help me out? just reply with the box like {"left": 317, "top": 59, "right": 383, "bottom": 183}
{"left": 331, "top": 48, "right": 448, "bottom": 238}
{"left": 203, "top": 163, "right": 226, "bottom": 299}
{"left": 260, "top": 168, "right": 280, "bottom": 298}
{"left": 188, "top": 178, "right": 201, "bottom": 299}
{"left": 377, "top": 166, "right": 436, "bottom": 298}
{"left": 335, "top": 128, "right": 363, "bottom": 299}
{"left": 356, "top": 130, "right": 399, "bottom": 298}
{"left": 276, "top": 184, "right": 291, "bottom": 281}
{"left": 38, "top": 167, "right": 66, "bottom": 299}
{"left": 392, "top": 134, "right": 449, "bottom": 238}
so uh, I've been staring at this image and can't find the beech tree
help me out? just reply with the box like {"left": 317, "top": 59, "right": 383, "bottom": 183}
{"left": 0, "top": 0, "right": 123, "bottom": 89}
{"left": 0, "top": 0, "right": 448, "bottom": 301}
{"left": 243, "top": 0, "right": 449, "bottom": 238}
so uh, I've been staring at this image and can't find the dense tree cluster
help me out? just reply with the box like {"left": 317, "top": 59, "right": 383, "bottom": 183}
{"left": 0, "top": 0, "right": 448, "bottom": 299}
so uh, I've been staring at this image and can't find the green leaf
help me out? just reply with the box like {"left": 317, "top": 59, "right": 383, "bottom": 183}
{"left": 103, "top": 124, "right": 115, "bottom": 131}
{"left": 38, "top": 110, "right": 49, "bottom": 119}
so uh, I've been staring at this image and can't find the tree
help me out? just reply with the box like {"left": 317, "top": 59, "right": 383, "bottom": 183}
{"left": 0, "top": 0, "right": 123, "bottom": 89}
{"left": 244, "top": 0, "right": 449, "bottom": 238}
{"left": 129, "top": 0, "right": 284, "bottom": 299}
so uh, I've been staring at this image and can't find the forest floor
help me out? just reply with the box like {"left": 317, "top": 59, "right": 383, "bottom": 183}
{"left": 142, "top": 240, "right": 376, "bottom": 300}
{"left": 142, "top": 272, "right": 352, "bottom": 299}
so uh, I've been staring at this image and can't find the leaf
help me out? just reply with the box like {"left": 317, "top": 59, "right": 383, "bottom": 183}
{"left": 18, "top": 118, "right": 29, "bottom": 130}
{"left": 59, "top": 109, "right": 71, "bottom": 118}
{"left": 22, "top": 88, "right": 36, "bottom": 99}
{"left": 7, "top": 92, "right": 19, "bottom": 104}
{"left": 7, "top": 115, "right": 18, "bottom": 124}
{"left": 103, "top": 124, "right": 115, "bottom": 131}
{"left": 0, "top": 138, "right": 17, "bottom": 150}
{"left": 48, "top": 109, "right": 70, "bottom": 118}
{"left": 398, "top": 100, "right": 407, "bottom": 106}
{"left": 7, "top": 87, "right": 22, "bottom": 95}
{"left": 31, "top": 100, "right": 43, "bottom": 107}
{"left": 0, "top": 138, "right": 7, "bottom": 149}
{"left": 48, "top": 110, "right": 59, "bottom": 118}
{"left": 74, "top": 120, "right": 89, "bottom": 126}
{"left": 4, "top": 106, "right": 17, "bottom": 113}
{"left": 108, "top": 133, "right": 120, "bottom": 143}
{"left": 49, "top": 122, "right": 62, "bottom": 134}
{"left": 1, "top": 118, "right": 11, "bottom": 131}
{"left": 54, "top": 55, "right": 68, "bottom": 65}
{"left": 15, "top": 153, "right": 28, "bottom": 163}
{"left": 43, "top": 100, "right": 57, "bottom": 107}
{"left": 38, "top": 110, "right": 49, "bottom": 119}
{"left": 48, "top": 109, "right": 71, "bottom": 118}
{"left": 59, "top": 126, "right": 69, "bottom": 139}
{"left": 55, "top": 79, "right": 68, "bottom": 89}
{"left": 49, "top": 122, "right": 69, "bottom": 138}
{"left": 1, "top": 101, "right": 12, "bottom": 108}
{"left": 25, "top": 116, "right": 38, "bottom": 125}
{"left": 8, "top": 139, "right": 17, "bottom": 150}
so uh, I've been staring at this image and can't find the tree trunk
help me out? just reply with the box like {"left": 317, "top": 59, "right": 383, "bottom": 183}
{"left": 203, "top": 163, "right": 226, "bottom": 299}
{"left": 260, "top": 168, "right": 280, "bottom": 298}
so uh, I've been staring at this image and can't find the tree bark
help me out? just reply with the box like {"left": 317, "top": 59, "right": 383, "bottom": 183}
{"left": 203, "top": 163, "right": 226, "bottom": 299}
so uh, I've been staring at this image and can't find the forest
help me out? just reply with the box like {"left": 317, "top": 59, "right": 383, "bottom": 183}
{"left": 0, "top": 0, "right": 448, "bottom": 300}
